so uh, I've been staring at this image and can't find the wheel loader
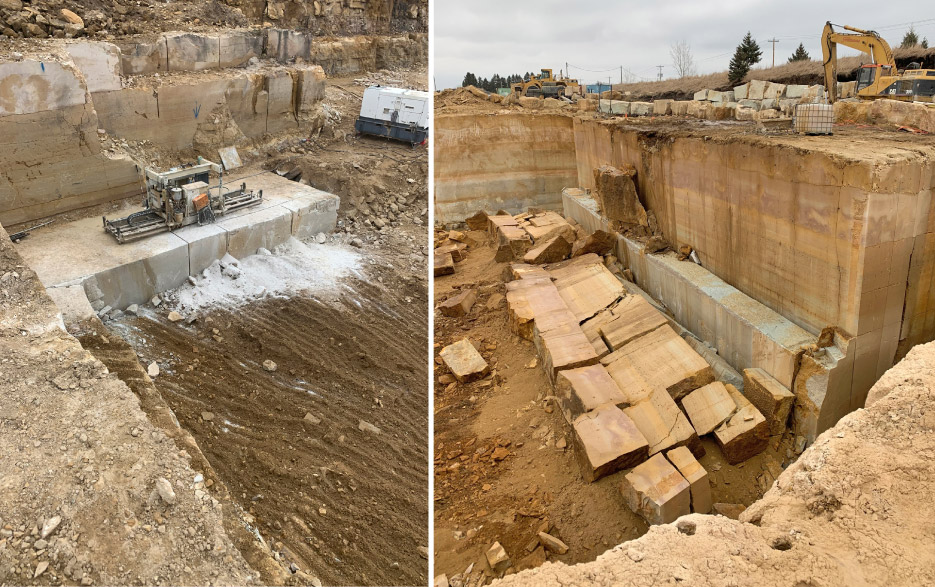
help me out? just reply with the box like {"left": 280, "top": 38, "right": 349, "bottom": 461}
{"left": 511, "top": 69, "right": 581, "bottom": 99}
{"left": 822, "top": 21, "right": 935, "bottom": 104}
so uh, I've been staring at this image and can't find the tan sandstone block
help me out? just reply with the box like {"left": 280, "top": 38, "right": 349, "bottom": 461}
{"left": 666, "top": 446, "right": 712, "bottom": 514}
{"left": 573, "top": 405, "right": 649, "bottom": 482}
{"left": 743, "top": 367, "right": 795, "bottom": 435}
{"left": 534, "top": 323, "right": 600, "bottom": 384}
{"left": 556, "top": 364, "right": 629, "bottom": 422}
{"left": 599, "top": 294, "right": 668, "bottom": 350}
{"left": 680, "top": 381, "right": 736, "bottom": 435}
{"left": 524, "top": 234, "right": 572, "bottom": 264}
{"left": 624, "top": 388, "right": 703, "bottom": 458}
{"left": 714, "top": 384, "right": 769, "bottom": 464}
{"left": 438, "top": 289, "right": 476, "bottom": 317}
{"left": 439, "top": 339, "right": 489, "bottom": 383}
{"left": 621, "top": 453, "right": 691, "bottom": 525}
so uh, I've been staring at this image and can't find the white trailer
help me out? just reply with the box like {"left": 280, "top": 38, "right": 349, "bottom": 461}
{"left": 355, "top": 85, "right": 429, "bottom": 144}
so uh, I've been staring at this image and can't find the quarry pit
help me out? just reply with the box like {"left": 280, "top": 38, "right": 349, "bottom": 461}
{"left": 432, "top": 95, "right": 935, "bottom": 585}
{"left": 0, "top": 2, "right": 428, "bottom": 586}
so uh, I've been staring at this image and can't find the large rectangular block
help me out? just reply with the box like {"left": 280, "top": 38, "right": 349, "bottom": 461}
{"left": 621, "top": 453, "right": 690, "bottom": 525}
{"left": 551, "top": 260, "right": 625, "bottom": 322}
{"left": 166, "top": 32, "right": 220, "bottom": 72}
{"left": 66, "top": 41, "right": 122, "bottom": 93}
{"left": 714, "top": 384, "right": 769, "bottom": 464}
{"left": 624, "top": 388, "right": 701, "bottom": 457}
{"left": 665, "top": 446, "right": 712, "bottom": 514}
{"left": 599, "top": 294, "right": 668, "bottom": 350}
{"left": 680, "top": 381, "right": 736, "bottom": 435}
{"left": 219, "top": 204, "right": 293, "bottom": 258}
{"left": 743, "top": 368, "right": 794, "bottom": 435}
{"left": 556, "top": 364, "right": 629, "bottom": 422}
{"left": 219, "top": 30, "right": 264, "bottom": 68}
{"left": 439, "top": 339, "right": 489, "bottom": 383}
{"left": 573, "top": 405, "right": 649, "bottom": 482}
{"left": 534, "top": 323, "right": 601, "bottom": 383}
{"left": 602, "top": 325, "right": 714, "bottom": 402}
{"left": 521, "top": 211, "right": 576, "bottom": 244}
{"left": 176, "top": 223, "right": 228, "bottom": 277}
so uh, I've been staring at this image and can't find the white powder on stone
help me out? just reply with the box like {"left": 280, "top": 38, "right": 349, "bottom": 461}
{"left": 169, "top": 237, "right": 362, "bottom": 312}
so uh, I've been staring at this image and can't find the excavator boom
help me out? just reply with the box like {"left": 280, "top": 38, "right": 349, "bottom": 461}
{"left": 822, "top": 21, "right": 905, "bottom": 103}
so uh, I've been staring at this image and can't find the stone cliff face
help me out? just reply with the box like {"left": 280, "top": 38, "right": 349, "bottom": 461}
{"left": 0, "top": 0, "right": 427, "bottom": 39}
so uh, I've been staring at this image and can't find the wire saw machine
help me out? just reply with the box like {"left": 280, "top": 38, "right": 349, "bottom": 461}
{"left": 103, "top": 157, "right": 262, "bottom": 243}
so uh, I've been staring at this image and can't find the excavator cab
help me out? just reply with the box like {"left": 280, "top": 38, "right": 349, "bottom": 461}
{"left": 855, "top": 64, "right": 893, "bottom": 92}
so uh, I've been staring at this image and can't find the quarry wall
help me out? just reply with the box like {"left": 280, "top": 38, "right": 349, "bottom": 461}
{"left": 434, "top": 111, "right": 935, "bottom": 438}
{"left": 0, "top": 30, "right": 426, "bottom": 226}
{"left": 433, "top": 113, "right": 578, "bottom": 222}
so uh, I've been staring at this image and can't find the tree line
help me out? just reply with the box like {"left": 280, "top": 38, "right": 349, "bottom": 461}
{"left": 461, "top": 72, "right": 535, "bottom": 91}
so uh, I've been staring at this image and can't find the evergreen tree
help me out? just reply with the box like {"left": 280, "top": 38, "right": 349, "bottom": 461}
{"left": 728, "top": 32, "right": 762, "bottom": 84}
{"left": 787, "top": 43, "right": 810, "bottom": 62}
{"left": 923, "top": 37, "right": 929, "bottom": 49}
{"left": 901, "top": 26, "right": 919, "bottom": 48}
{"left": 461, "top": 72, "right": 478, "bottom": 87}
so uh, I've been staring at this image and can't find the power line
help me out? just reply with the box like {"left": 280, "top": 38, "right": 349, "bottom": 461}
{"left": 767, "top": 38, "right": 779, "bottom": 67}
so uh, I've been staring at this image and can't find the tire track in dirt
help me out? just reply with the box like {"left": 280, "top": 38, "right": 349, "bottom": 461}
{"left": 113, "top": 276, "right": 427, "bottom": 586}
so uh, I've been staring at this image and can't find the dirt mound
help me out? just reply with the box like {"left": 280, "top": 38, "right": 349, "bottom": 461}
{"left": 490, "top": 340, "right": 935, "bottom": 586}
{"left": 435, "top": 86, "right": 512, "bottom": 113}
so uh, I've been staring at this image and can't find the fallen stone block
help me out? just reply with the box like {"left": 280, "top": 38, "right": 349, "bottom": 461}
{"left": 505, "top": 277, "right": 566, "bottom": 340}
{"left": 623, "top": 388, "right": 702, "bottom": 458}
{"left": 466, "top": 210, "right": 491, "bottom": 231}
{"left": 538, "top": 532, "right": 569, "bottom": 555}
{"left": 599, "top": 294, "right": 668, "bottom": 350}
{"left": 574, "top": 405, "right": 649, "bottom": 482}
{"left": 693, "top": 89, "right": 710, "bottom": 101}
{"left": 522, "top": 211, "right": 576, "bottom": 244}
{"left": 743, "top": 368, "right": 794, "bottom": 435}
{"left": 571, "top": 229, "right": 615, "bottom": 257}
{"left": 487, "top": 213, "right": 518, "bottom": 237}
{"left": 435, "top": 242, "right": 467, "bottom": 262}
{"left": 680, "top": 381, "right": 736, "bottom": 435}
{"left": 557, "top": 364, "right": 630, "bottom": 422}
{"left": 440, "top": 339, "right": 489, "bottom": 383}
{"left": 551, "top": 260, "right": 625, "bottom": 322}
{"left": 621, "top": 453, "right": 691, "bottom": 525}
{"left": 438, "top": 289, "right": 477, "bottom": 317}
{"left": 485, "top": 541, "right": 511, "bottom": 574}
{"left": 733, "top": 84, "right": 748, "bottom": 100}
{"left": 747, "top": 79, "right": 768, "bottom": 100}
{"left": 524, "top": 234, "right": 572, "bottom": 264}
{"left": 535, "top": 323, "right": 601, "bottom": 384}
{"left": 495, "top": 224, "right": 533, "bottom": 262}
{"left": 434, "top": 252, "right": 455, "bottom": 276}
{"left": 580, "top": 308, "right": 615, "bottom": 359}
{"left": 602, "top": 324, "right": 714, "bottom": 402}
{"left": 714, "top": 384, "right": 769, "bottom": 464}
{"left": 666, "top": 446, "right": 712, "bottom": 514}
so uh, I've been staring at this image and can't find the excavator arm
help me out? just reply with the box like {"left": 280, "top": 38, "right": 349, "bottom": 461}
{"left": 821, "top": 21, "right": 896, "bottom": 103}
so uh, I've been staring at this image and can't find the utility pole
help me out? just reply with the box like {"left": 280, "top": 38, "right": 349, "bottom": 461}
{"left": 620, "top": 66, "right": 623, "bottom": 84}
{"left": 767, "top": 38, "right": 779, "bottom": 68}
{"left": 656, "top": 65, "right": 664, "bottom": 81}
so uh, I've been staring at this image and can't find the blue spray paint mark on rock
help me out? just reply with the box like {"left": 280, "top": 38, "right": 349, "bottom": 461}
{"left": 193, "top": 102, "right": 201, "bottom": 119}
{"left": 40, "top": 62, "right": 45, "bottom": 72}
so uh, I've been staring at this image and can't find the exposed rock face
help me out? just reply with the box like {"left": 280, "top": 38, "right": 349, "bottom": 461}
{"left": 493, "top": 341, "right": 935, "bottom": 587}
{"left": 592, "top": 165, "right": 647, "bottom": 228}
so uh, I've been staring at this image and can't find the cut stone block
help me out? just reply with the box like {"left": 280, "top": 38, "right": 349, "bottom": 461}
{"left": 439, "top": 339, "right": 489, "bottom": 383}
{"left": 573, "top": 405, "right": 649, "bottom": 482}
{"left": 580, "top": 308, "right": 615, "bottom": 359}
{"left": 522, "top": 211, "right": 576, "bottom": 244}
{"left": 604, "top": 353, "right": 657, "bottom": 405}
{"left": 465, "top": 209, "right": 491, "bottom": 231}
{"left": 665, "top": 446, "right": 712, "bottom": 514}
{"left": 508, "top": 263, "right": 550, "bottom": 281}
{"left": 624, "top": 388, "right": 702, "bottom": 458}
{"left": 571, "top": 229, "right": 615, "bottom": 257}
{"left": 629, "top": 102, "right": 652, "bottom": 116}
{"left": 487, "top": 213, "right": 517, "bottom": 237}
{"left": 435, "top": 242, "right": 467, "bottom": 262}
{"left": 602, "top": 325, "right": 714, "bottom": 402}
{"left": 505, "top": 277, "right": 565, "bottom": 340}
{"left": 551, "top": 260, "right": 625, "bottom": 322}
{"left": 524, "top": 234, "right": 572, "bottom": 264}
{"left": 494, "top": 224, "right": 533, "bottom": 262}
{"left": 434, "top": 252, "right": 455, "bottom": 276}
{"left": 534, "top": 323, "right": 600, "bottom": 384}
{"left": 599, "top": 295, "right": 668, "bottom": 350}
{"left": 714, "top": 384, "right": 769, "bottom": 464}
{"left": 556, "top": 364, "right": 629, "bottom": 422}
{"left": 652, "top": 99, "right": 673, "bottom": 115}
{"left": 621, "top": 453, "right": 691, "bottom": 525}
{"left": 592, "top": 165, "right": 647, "bottom": 226}
{"left": 438, "top": 289, "right": 477, "bottom": 317}
{"left": 679, "top": 381, "right": 736, "bottom": 435}
{"left": 485, "top": 541, "right": 511, "bottom": 574}
{"left": 747, "top": 79, "right": 768, "bottom": 100}
{"left": 743, "top": 368, "right": 795, "bottom": 435}
{"left": 733, "top": 84, "right": 748, "bottom": 101}
{"left": 693, "top": 89, "right": 710, "bottom": 101}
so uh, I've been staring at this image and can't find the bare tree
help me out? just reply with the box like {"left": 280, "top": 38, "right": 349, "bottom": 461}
{"left": 670, "top": 40, "right": 697, "bottom": 78}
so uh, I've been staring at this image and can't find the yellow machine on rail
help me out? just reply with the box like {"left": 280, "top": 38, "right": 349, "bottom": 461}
{"left": 511, "top": 68, "right": 581, "bottom": 99}
{"left": 821, "top": 21, "right": 935, "bottom": 104}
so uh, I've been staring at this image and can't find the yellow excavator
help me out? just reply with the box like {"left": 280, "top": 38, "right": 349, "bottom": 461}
{"left": 822, "top": 21, "right": 935, "bottom": 103}
{"left": 511, "top": 69, "right": 581, "bottom": 99}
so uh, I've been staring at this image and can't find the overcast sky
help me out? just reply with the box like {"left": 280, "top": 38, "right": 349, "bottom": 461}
{"left": 433, "top": 1, "right": 934, "bottom": 90}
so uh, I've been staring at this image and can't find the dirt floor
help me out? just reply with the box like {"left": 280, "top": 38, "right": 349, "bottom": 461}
{"left": 433, "top": 231, "right": 796, "bottom": 584}
{"left": 73, "top": 221, "right": 428, "bottom": 586}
